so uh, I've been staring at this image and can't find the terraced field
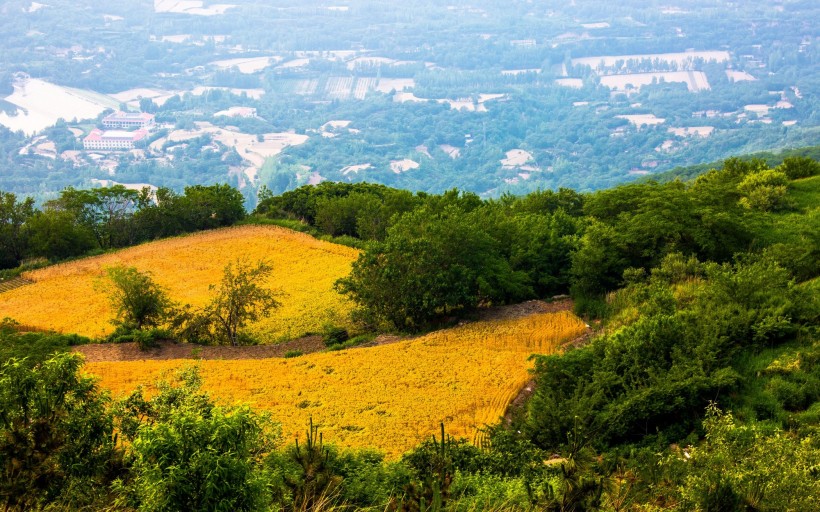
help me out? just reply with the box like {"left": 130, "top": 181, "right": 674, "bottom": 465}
{"left": 84, "top": 310, "right": 589, "bottom": 457}
{"left": 0, "top": 277, "right": 33, "bottom": 294}
{"left": 0, "top": 225, "right": 358, "bottom": 341}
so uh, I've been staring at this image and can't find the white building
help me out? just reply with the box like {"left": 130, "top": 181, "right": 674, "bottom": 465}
{"left": 83, "top": 129, "right": 149, "bottom": 150}
{"left": 102, "top": 111, "right": 155, "bottom": 129}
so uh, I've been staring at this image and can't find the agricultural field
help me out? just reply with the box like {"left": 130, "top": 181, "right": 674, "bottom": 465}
{"left": 83, "top": 310, "right": 589, "bottom": 457}
{"left": 291, "top": 79, "right": 319, "bottom": 95}
{"left": 600, "top": 71, "right": 711, "bottom": 92}
{"left": 275, "top": 78, "right": 414, "bottom": 98}
{"left": 153, "top": 0, "right": 236, "bottom": 16}
{"left": 374, "top": 78, "right": 415, "bottom": 93}
{"left": 162, "top": 122, "right": 308, "bottom": 170}
{"left": 112, "top": 86, "right": 265, "bottom": 109}
{"left": 501, "top": 149, "right": 535, "bottom": 168}
{"left": 326, "top": 77, "right": 355, "bottom": 100}
{"left": 353, "top": 78, "right": 377, "bottom": 100}
{"left": 572, "top": 50, "right": 731, "bottom": 71}
{"left": 617, "top": 113, "right": 666, "bottom": 127}
{"left": 669, "top": 126, "right": 715, "bottom": 137}
{"left": 555, "top": 78, "right": 584, "bottom": 89}
{"left": 726, "top": 70, "right": 757, "bottom": 82}
{"left": 0, "top": 225, "right": 358, "bottom": 341}
{"left": 210, "top": 56, "right": 279, "bottom": 73}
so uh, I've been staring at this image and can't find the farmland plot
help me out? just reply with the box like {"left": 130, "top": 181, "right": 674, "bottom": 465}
{"left": 600, "top": 71, "right": 711, "bottom": 92}
{"left": 0, "top": 79, "right": 118, "bottom": 135}
{"left": 326, "top": 77, "right": 354, "bottom": 100}
{"left": 210, "top": 56, "right": 279, "bottom": 73}
{"left": 0, "top": 226, "right": 357, "bottom": 341}
{"left": 375, "top": 78, "right": 415, "bottom": 93}
{"left": 84, "top": 311, "right": 589, "bottom": 457}
{"left": 154, "top": 0, "right": 236, "bottom": 16}
{"left": 289, "top": 79, "right": 318, "bottom": 96}
{"left": 617, "top": 114, "right": 666, "bottom": 127}
{"left": 572, "top": 50, "right": 730, "bottom": 71}
{"left": 353, "top": 78, "right": 377, "bottom": 99}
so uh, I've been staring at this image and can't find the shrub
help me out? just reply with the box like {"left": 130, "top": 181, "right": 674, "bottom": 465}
{"left": 776, "top": 156, "right": 820, "bottom": 180}
{"left": 737, "top": 169, "right": 790, "bottom": 211}
{"left": 113, "top": 366, "right": 277, "bottom": 511}
{"left": 104, "top": 266, "right": 171, "bottom": 331}
{"left": 107, "top": 325, "right": 169, "bottom": 351}
{"left": 323, "top": 326, "right": 349, "bottom": 347}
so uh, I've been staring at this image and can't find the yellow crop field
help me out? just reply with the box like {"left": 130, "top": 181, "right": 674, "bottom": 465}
{"left": 0, "top": 225, "right": 359, "bottom": 341}
{"left": 84, "top": 311, "right": 588, "bottom": 458}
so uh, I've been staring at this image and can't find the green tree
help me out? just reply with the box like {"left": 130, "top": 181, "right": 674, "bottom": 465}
{"left": 0, "top": 191, "right": 35, "bottom": 268}
{"left": 113, "top": 367, "right": 278, "bottom": 512}
{"left": 664, "top": 405, "right": 820, "bottom": 511}
{"left": 26, "top": 209, "right": 97, "bottom": 261}
{"left": 337, "top": 207, "right": 531, "bottom": 331}
{"left": 0, "top": 354, "right": 116, "bottom": 510}
{"left": 205, "top": 259, "right": 281, "bottom": 345}
{"left": 46, "top": 186, "right": 144, "bottom": 249}
{"left": 133, "top": 187, "right": 187, "bottom": 240}
{"left": 105, "top": 266, "right": 171, "bottom": 331}
{"left": 776, "top": 156, "right": 820, "bottom": 180}
{"left": 737, "top": 169, "right": 790, "bottom": 211}
{"left": 180, "top": 183, "right": 246, "bottom": 231}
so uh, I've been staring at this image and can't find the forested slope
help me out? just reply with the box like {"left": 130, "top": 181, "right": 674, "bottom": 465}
{"left": 0, "top": 153, "right": 818, "bottom": 510}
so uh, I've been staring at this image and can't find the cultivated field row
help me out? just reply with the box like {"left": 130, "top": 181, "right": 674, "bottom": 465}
{"left": 84, "top": 311, "right": 589, "bottom": 457}
{"left": 0, "top": 225, "right": 359, "bottom": 341}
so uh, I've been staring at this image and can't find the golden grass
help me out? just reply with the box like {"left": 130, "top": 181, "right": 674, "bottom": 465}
{"left": 0, "top": 225, "right": 359, "bottom": 341}
{"left": 84, "top": 311, "right": 588, "bottom": 458}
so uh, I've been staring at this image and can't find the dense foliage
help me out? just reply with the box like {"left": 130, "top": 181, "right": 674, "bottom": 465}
{"left": 0, "top": 183, "right": 245, "bottom": 270}
{"left": 261, "top": 155, "right": 818, "bottom": 330}
{"left": 1, "top": 2, "right": 819, "bottom": 203}
{"left": 0, "top": 151, "right": 818, "bottom": 510}
{"left": 173, "top": 259, "right": 283, "bottom": 346}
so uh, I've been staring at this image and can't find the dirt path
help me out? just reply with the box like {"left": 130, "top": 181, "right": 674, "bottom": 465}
{"left": 73, "top": 298, "right": 578, "bottom": 363}
{"left": 73, "top": 335, "right": 326, "bottom": 362}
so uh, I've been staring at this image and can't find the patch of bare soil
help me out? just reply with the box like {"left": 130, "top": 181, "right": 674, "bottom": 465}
{"left": 477, "top": 297, "right": 573, "bottom": 321}
{"left": 73, "top": 298, "right": 579, "bottom": 362}
{"left": 503, "top": 378, "right": 536, "bottom": 425}
{"left": 73, "top": 335, "right": 325, "bottom": 363}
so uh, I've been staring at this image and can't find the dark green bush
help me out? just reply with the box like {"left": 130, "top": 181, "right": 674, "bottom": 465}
{"left": 323, "top": 326, "right": 349, "bottom": 347}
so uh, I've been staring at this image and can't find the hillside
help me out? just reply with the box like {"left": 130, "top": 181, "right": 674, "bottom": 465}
{"left": 647, "top": 144, "right": 820, "bottom": 184}
{"left": 0, "top": 153, "right": 817, "bottom": 510}
{"left": 1, "top": 1, "right": 818, "bottom": 202}
{"left": 0, "top": 225, "right": 358, "bottom": 341}
{"left": 84, "top": 310, "right": 588, "bottom": 458}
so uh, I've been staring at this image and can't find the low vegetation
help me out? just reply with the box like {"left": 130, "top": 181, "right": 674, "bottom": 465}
{"left": 0, "top": 153, "right": 818, "bottom": 510}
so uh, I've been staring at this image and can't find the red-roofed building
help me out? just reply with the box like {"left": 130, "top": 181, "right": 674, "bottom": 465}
{"left": 102, "top": 111, "right": 155, "bottom": 129}
{"left": 83, "top": 129, "right": 149, "bottom": 150}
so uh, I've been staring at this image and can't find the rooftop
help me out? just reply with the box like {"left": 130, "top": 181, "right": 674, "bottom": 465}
{"left": 103, "top": 111, "right": 154, "bottom": 121}
{"left": 85, "top": 129, "right": 149, "bottom": 141}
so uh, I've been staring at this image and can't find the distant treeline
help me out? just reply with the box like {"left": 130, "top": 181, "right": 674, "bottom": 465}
{"left": 648, "top": 144, "right": 820, "bottom": 183}
{"left": 0, "top": 184, "right": 245, "bottom": 271}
